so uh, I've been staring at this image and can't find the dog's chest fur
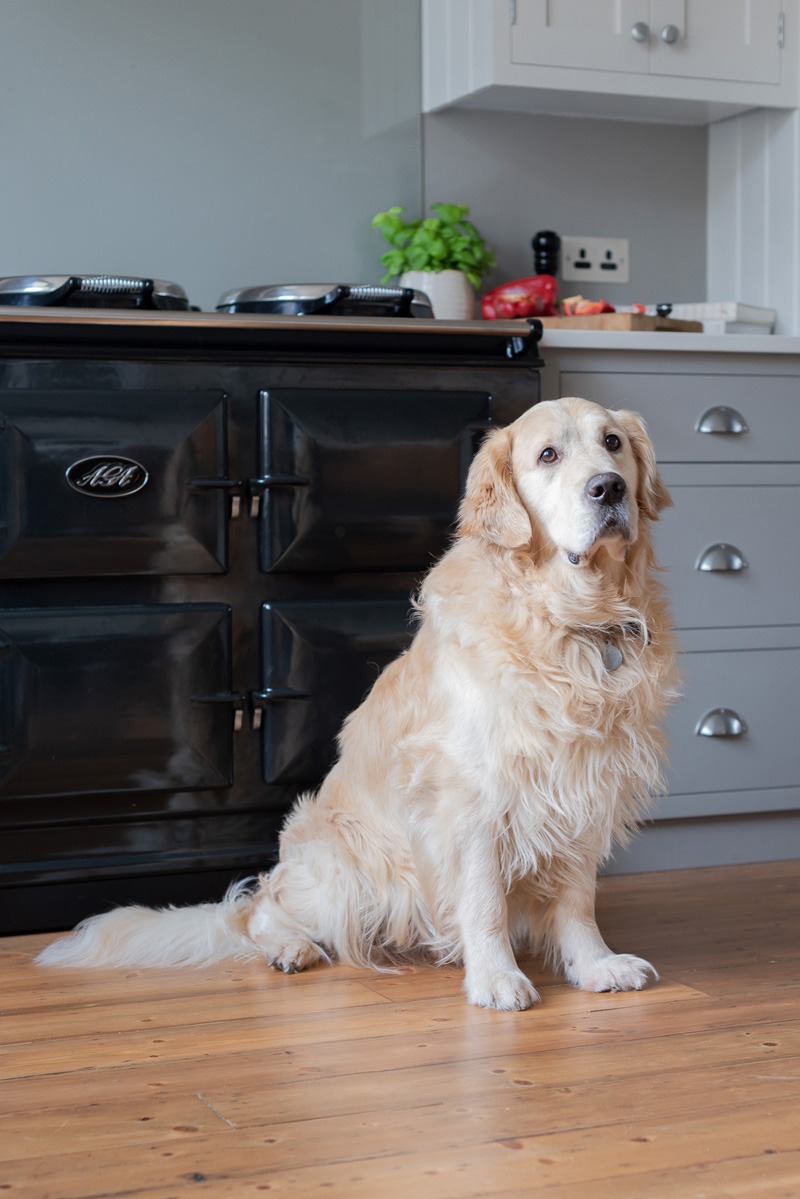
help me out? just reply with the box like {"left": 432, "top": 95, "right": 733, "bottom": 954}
{"left": 415, "top": 556, "right": 673, "bottom": 870}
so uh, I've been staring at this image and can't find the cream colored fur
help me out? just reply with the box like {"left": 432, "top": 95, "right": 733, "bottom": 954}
{"left": 38, "top": 398, "right": 679, "bottom": 1011}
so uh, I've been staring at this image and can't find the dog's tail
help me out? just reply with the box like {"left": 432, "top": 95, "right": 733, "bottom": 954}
{"left": 35, "top": 879, "right": 257, "bottom": 969}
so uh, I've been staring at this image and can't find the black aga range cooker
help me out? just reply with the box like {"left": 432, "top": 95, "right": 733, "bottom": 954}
{"left": 0, "top": 304, "right": 542, "bottom": 934}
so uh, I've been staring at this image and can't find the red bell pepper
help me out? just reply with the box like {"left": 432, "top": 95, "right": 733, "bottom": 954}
{"left": 482, "top": 274, "right": 559, "bottom": 320}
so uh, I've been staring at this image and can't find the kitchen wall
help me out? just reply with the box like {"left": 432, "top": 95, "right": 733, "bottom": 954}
{"left": 423, "top": 107, "right": 709, "bottom": 305}
{"left": 0, "top": 0, "right": 422, "bottom": 312}
{"left": 0, "top": 0, "right": 709, "bottom": 311}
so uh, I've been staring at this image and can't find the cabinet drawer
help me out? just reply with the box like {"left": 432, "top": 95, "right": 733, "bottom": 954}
{"left": 654, "top": 483, "right": 800, "bottom": 628}
{"left": 665, "top": 644, "right": 800, "bottom": 797}
{"left": 560, "top": 372, "right": 800, "bottom": 463}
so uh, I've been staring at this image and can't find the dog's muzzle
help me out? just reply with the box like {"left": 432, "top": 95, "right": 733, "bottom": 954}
{"left": 587, "top": 472, "right": 630, "bottom": 537}
{"left": 568, "top": 473, "right": 631, "bottom": 566}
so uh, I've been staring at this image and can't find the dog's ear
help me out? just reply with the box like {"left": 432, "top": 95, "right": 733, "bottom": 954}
{"left": 617, "top": 409, "right": 672, "bottom": 520}
{"left": 458, "top": 425, "right": 533, "bottom": 548}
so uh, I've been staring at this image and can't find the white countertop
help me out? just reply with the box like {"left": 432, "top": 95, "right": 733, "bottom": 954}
{"left": 539, "top": 330, "right": 800, "bottom": 354}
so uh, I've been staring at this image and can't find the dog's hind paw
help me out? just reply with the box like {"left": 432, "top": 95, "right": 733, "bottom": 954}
{"left": 465, "top": 968, "right": 541, "bottom": 1011}
{"left": 579, "top": 952, "right": 657, "bottom": 993}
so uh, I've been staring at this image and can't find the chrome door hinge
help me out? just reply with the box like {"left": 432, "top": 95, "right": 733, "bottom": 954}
{"left": 510, "top": 0, "right": 516, "bottom": 25}
{"left": 779, "top": 11, "right": 785, "bottom": 48}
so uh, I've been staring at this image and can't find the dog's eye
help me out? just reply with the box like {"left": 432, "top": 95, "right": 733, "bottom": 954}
{"left": 539, "top": 446, "right": 558, "bottom": 464}
{"left": 605, "top": 433, "right": 622, "bottom": 451}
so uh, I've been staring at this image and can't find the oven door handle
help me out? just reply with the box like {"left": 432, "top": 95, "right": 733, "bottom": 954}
{"left": 249, "top": 686, "right": 311, "bottom": 730}
{"left": 247, "top": 474, "right": 310, "bottom": 518}
{"left": 191, "top": 690, "right": 248, "bottom": 732}
{"left": 185, "top": 476, "right": 245, "bottom": 518}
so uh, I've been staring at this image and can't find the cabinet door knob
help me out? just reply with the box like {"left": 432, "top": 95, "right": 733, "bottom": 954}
{"left": 631, "top": 21, "right": 650, "bottom": 42}
{"left": 661, "top": 23, "right": 681, "bottom": 44}
{"left": 695, "top": 544, "right": 748, "bottom": 572}
{"left": 695, "top": 708, "right": 747, "bottom": 738}
{"left": 696, "top": 406, "right": 748, "bottom": 435}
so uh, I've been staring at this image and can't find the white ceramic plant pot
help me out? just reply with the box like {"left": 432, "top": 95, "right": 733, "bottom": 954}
{"left": 400, "top": 269, "right": 475, "bottom": 320}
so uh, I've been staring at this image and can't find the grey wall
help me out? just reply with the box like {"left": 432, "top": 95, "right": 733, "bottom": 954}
{"left": 423, "top": 108, "right": 708, "bottom": 305}
{"left": 0, "top": 3, "right": 707, "bottom": 311}
{"left": 0, "top": 0, "right": 422, "bottom": 312}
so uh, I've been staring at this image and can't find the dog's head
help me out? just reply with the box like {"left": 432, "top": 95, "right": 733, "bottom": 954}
{"left": 458, "top": 397, "right": 670, "bottom": 566}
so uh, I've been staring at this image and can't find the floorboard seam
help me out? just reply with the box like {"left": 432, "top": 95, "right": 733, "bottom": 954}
{"left": 195, "top": 1092, "right": 238, "bottom": 1130}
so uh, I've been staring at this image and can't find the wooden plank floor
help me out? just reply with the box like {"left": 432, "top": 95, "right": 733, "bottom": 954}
{"left": 1, "top": 860, "right": 799, "bottom": 1198}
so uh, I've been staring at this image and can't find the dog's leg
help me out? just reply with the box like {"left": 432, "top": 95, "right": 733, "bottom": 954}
{"left": 548, "top": 869, "right": 657, "bottom": 993}
{"left": 452, "top": 838, "right": 540, "bottom": 1012}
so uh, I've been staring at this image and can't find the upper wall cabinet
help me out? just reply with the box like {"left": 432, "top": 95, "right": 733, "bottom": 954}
{"left": 423, "top": 0, "right": 798, "bottom": 124}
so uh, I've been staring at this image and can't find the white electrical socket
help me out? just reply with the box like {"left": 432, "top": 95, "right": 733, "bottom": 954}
{"left": 561, "top": 236, "right": 629, "bottom": 285}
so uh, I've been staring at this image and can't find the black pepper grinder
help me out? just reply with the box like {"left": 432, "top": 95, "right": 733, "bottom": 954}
{"left": 528, "top": 230, "right": 561, "bottom": 315}
{"left": 532, "top": 230, "right": 561, "bottom": 277}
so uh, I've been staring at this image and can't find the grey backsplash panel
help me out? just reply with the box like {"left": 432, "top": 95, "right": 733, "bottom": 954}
{"left": 423, "top": 107, "right": 708, "bottom": 306}
{"left": 0, "top": 0, "right": 422, "bottom": 312}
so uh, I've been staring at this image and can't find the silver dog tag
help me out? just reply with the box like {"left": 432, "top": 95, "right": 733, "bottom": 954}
{"left": 602, "top": 640, "right": 623, "bottom": 672}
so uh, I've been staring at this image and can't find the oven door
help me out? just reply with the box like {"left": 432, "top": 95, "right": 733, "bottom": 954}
{"left": 256, "top": 388, "right": 492, "bottom": 572}
{"left": 0, "top": 604, "right": 234, "bottom": 802}
{"left": 0, "top": 390, "right": 231, "bottom": 576}
{"left": 257, "top": 599, "right": 414, "bottom": 784}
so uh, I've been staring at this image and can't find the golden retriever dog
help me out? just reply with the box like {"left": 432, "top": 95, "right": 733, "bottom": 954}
{"left": 38, "top": 397, "right": 679, "bottom": 1011}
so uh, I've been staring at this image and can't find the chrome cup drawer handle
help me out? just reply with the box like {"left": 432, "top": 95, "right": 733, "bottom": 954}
{"left": 695, "top": 544, "right": 747, "bottom": 572}
{"left": 695, "top": 708, "right": 747, "bottom": 738}
{"left": 696, "top": 406, "right": 748, "bottom": 434}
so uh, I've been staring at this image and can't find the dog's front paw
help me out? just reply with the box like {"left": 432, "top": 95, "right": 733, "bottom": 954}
{"left": 465, "top": 968, "right": 541, "bottom": 1011}
{"left": 579, "top": 952, "right": 657, "bottom": 993}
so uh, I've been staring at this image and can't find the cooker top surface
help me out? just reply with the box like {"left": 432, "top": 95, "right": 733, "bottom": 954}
{"left": 216, "top": 282, "right": 433, "bottom": 318}
{"left": 0, "top": 275, "right": 191, "bottom": 311}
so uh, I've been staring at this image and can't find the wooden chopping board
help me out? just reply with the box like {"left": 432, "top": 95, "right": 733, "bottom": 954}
{"left": 538, "top": 313, "right": 703, "bottom": 332}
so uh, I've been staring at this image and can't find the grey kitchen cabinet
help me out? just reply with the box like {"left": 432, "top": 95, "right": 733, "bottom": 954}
{"left": 544, "top": 348, "right": 800, "bottom": 828}
{"left": 511, "top": 0, "right": 785, "bottom": 85}
{"left": 664, "top": 635, "right": 800, "bottom": 798}
{"left": 423, "top": 0, "right": 798, "bottom": 124}
{"left": 654, "top": 480, "right": 800, "bottom": 629}
{"left": 559, "top": 371, "right": 800, "bottom": 462}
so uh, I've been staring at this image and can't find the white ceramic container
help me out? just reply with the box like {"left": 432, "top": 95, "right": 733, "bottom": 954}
{"left": 399, "top": 270, "right": 475, "bottom": 320}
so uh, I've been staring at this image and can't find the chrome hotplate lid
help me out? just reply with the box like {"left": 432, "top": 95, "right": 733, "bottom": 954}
{"left": 216, "top": 283, "right": 433, "bottom": 318}
{"left": 0, "top": 275, "right": 191, "bottom": 311}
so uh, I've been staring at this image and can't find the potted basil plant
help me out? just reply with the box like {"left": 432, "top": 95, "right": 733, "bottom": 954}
{"left": 372, "top": 202, "right": 495, "bottom": 319}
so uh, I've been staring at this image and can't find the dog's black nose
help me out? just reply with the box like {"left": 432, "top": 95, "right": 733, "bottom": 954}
{"left": 585, "top": 472, "right": 627, "bottom": 505}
